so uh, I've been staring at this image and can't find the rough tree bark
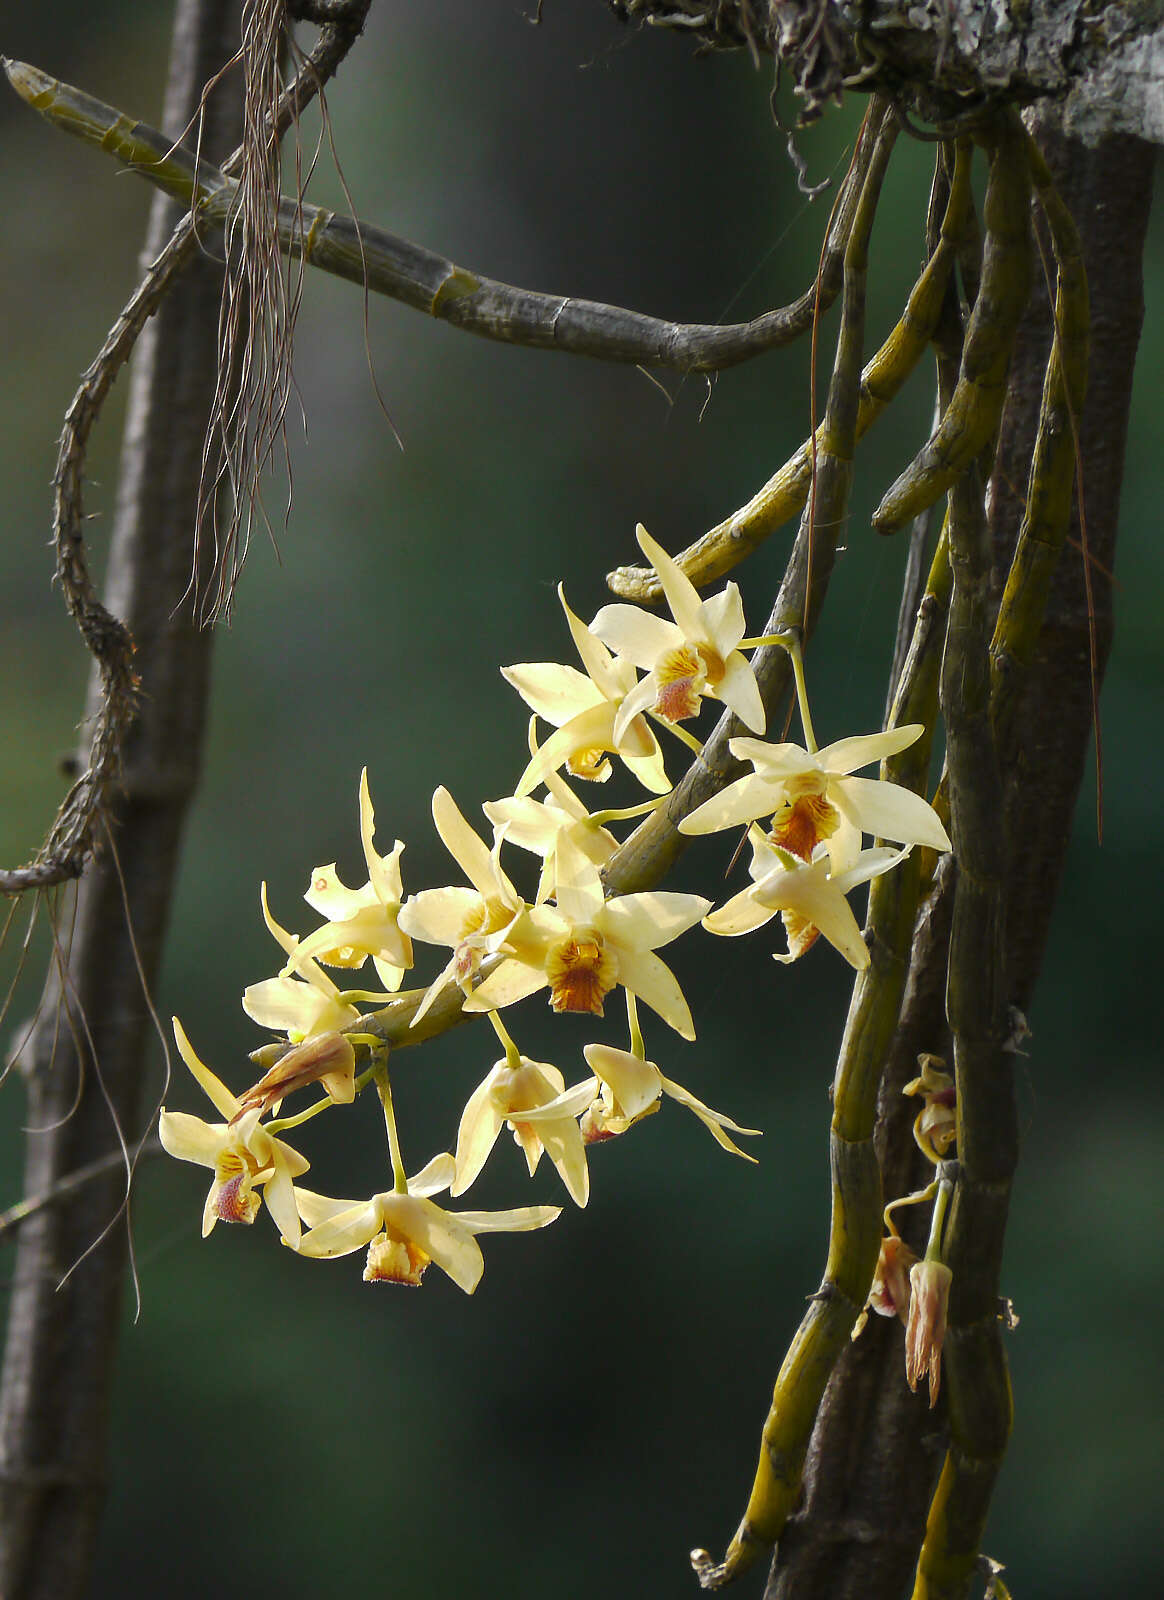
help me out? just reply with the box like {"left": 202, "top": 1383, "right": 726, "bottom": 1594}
{"left": 609, "top": 2, "right": 1164, "bottom": 143}
{"left": 0, "top": 3, "right": 241, "bottom": 1593}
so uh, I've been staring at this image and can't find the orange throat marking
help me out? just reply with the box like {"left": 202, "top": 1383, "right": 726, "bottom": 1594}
{"left": 546, "top": 931, "right": 617, "bottom": 1016}
{"left": 769, "top": 791, "right": 839, "bottom": 861}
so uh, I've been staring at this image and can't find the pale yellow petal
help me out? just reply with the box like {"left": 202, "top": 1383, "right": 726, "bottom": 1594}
{"left": 171, "top": 1019, "right": 240, "bottom": 1120}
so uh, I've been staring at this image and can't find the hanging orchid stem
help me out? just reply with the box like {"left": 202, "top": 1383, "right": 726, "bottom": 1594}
{"left": 486, "top": 1008, "right": 522, "bottom": 1068}
{"left": 589, "top": 795, "right": 668, "bottom": 827}
{"left": 742, "top": 627, "right": 817, "bottom": 752}
{"left": 267, "top": 1065, "right": 378, "bottom": 1135}
{"left": 373, "top": 1059, "right": 409, "bottom": 1195}
{"left": 624, "top": 991, "right": 645, "bottom": 1061}
{"left": 883, "top": 1178, "right": 939, "bottom": 1238}
{"left": 924, "top": 1170, "right": 954, "bottom": 1262}
{"left": 658, "top": 718, "right": 705, "bottom": 756}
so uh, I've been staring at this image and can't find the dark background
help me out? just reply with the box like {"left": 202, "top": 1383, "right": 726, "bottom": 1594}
{"left": 2, "top": 4, "right": 1161, "bottom": 1597}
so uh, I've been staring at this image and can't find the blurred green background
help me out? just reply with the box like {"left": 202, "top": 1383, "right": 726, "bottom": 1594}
{"left": 2, "top": 4, "right": 1161, "bottom": 1597}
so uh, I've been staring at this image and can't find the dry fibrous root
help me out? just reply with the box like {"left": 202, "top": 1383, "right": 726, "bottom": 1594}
{"left": 0, "top": 3, "right": 370, "bottom": 897}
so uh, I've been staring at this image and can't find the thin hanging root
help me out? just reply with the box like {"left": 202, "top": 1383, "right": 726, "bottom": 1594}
{"left": 872, "top": 114, "right": 1033, "bottom": 535}
{"left": 989, "top": 134, "right": 1090, "bottom": 730}
{"left": 688, "top": 104, "right": 899, "bottom": 1594}
{"left": 607, "top": 140, "right": 972, "bottom": 604}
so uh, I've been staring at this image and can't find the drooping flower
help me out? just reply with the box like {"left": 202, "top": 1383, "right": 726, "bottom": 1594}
{"left": 232, "top": 1031, "right": 357, "bottom": 1122}
{"left": 484, "top": 728, "right": 619, "bottom": 903}
{"left": 581, "top": 1042, "right": 760, "bottom": 1161}
{"left": 589, "top": 524, "right": 765, "bottom": 736}
{"left": 242, "top": 885, "right": 364, "bottom": 1042}
{"left": 464, "top": 834, "right": 709, "bottom": 1039}
{"left": 905, "top": 1258, "right": 953, "bottom": 1407}
{"left": 284, "top": 769, "right": 412, "bottom": 990}
{"left": 159, "top": 1018, "right": 310, "bottom": 1245}
{"left": 903, "top": 1054, "right": 958, "bottom": 1163}
{"left": 398, "top": 787, "right": 526, "bottom": 1023}
{"left": 702, "top": 829, "right": 910, "bottom": 971}
{"left": 871, "top": 1234, "right": 921, "bottom": 1322}
{"left": 680, "top": 726, "right": 950, "bottom": 872}
{"left": 295, "top": 1159, "right": 559, "bottom": 1293}
{"left": 503, "top": 585, "right": 670, "bottom": 797}
{"left": 452, "top": 1055, "right": 596, "bottom": 1206}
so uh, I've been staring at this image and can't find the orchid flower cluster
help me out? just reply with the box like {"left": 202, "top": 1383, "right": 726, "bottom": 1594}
{"left": 160, "top": 526, "right": 951, "bottom": 1294}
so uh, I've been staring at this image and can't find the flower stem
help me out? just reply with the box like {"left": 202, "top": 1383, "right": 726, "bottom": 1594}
{"left": 656, "top": 717, "right": 704, "bottom": 755}
{"left": 924, "top": 1171, "right": 954, "bottom": 1263}
{"left": 373, "top": 1059, "right": 409, "bottom": 1194}
{"left": 486, "top": 1008, "right": 523, "bottom": 1069}
{"left": 267, "top": 1066, "right": 378, "bottom": 1134}
{"left": 740, "top": 627, "right": 818, "bottom": 753}
{"left": 589, "top": 795, "right": 667, "bottom": 826}
{"left": 883, "top": 1177, "right": 938, "bottom": 1237}
{"left": 624, "top": 991, "right": 645, "bottom": 1061}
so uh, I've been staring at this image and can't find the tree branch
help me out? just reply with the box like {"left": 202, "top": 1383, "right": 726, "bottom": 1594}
{"left": 4, "top": 57, "right": 857, "bottom": 376}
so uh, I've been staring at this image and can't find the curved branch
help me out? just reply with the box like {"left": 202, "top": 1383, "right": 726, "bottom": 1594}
{"left": 4, "top": 57, "right": 860, "bottom": 374}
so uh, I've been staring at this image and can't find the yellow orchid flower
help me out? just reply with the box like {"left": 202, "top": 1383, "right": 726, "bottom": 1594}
{"left": 242, "top": 884, "right": 363, "bottom": 1042}
{"left": 452, "top": 1053, "right": 597, "bottom": 1207}
{"left": 294, "top": 1157, "right": 559, "bottom": 1292}
{"left": 679, "top": 725, "right": 950, "bottom": 872}
{"left": 503, "top": 585, "right": 670, "bottom": 797}
{"left": 464, "top": 833, "right": 709, "bottom": 1039}
{"left": 581, "top": 1042, "right": 760, "bottom": 1162}
{"left": 158, "top": 1018, "right": 310, "bottom": 1246}
{"left": 285, "top": 769, "right": 412, "bottom": 991}
{"left": 702, "top": 829, "right": 910, "bottom": 971}
{"left": 398, "top": 786, "right": 526, "bottom": 1024}
{"left": 589, "top": 524, "right": 765, "bottom": 736}
{"left": 484, "top": 728, "right": 619, "bottom": 903}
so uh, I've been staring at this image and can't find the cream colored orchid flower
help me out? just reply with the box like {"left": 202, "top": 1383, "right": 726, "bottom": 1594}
{"left": 294, "top": 1159, "right": 559, "bottom": 1292}
{"left": 504, "top": 585, "right": 670, "bottom": 797}
{"left": 159, "top": 1018, "right": 310, "bottom": 1246}
{"left": 284, "top": 769, "right": 412, "bottom": 991}
{"left": 242, "top": 884, "right": 363, "bottom": 1042}
{"left": 590, "top": 524, "right": 765, "bottom": 738}
{"left": 680, "top": 725, "right": 950, "bottom": 872}
{"left": 452, "top": 1052, "right": 596, "bottom": 1207}
{"left": 398, "top": 787, "right": 526, "bottom": 1025}
{"left": 464, "top": 833, "right": 709, "bottom": 1040}
{"left": 702, "top": 829, "right": 910, "bottom": 971}
{"left": 581, "top": 1042, "right": 760, "bottom": 1161}
{"left": 484, "top": 729, "right": 619, "bottom": 903}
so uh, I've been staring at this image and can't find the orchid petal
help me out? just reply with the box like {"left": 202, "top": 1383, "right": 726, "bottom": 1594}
{"left": 602, "top": 890, "right": 711, "bottom": 951}
{"left": 831, "top": 776, "right": 951, "bottom": 852}
{"left": 815, "top": 724, "right": 924, "bottom": 774}
{"left": 715, "top": 652, "right": 766, "bottom": 734}
{"left": 157, "top": 1109, "right": 228, "bottom": 1168}
{"left": 589, "top": 603, "right": 681, "bottom": 668}
{"left": 678, "top": 776, "right": 787, "bottom": 835}
{"left": 614, "top": 947, "right": 696, "bottom": 1040}
{"left": 502, "top": 660, "right": 601, "bottom": 725}
{"left": 635, "top": 524, "right": 704, "bottom": 641}
{"left": 172, "top": 1018, "right": 240, "bottom": 1119}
